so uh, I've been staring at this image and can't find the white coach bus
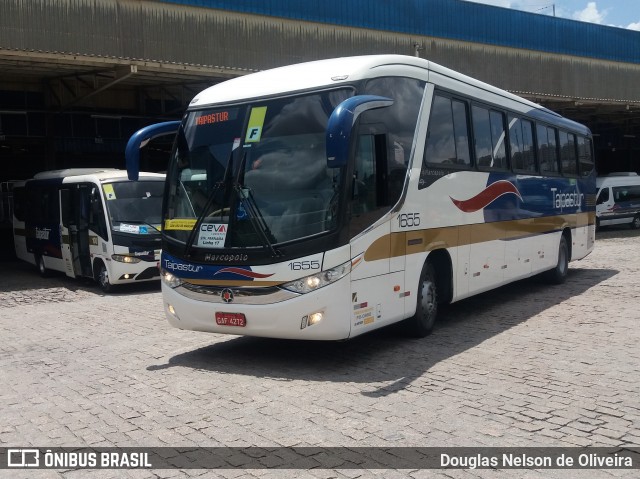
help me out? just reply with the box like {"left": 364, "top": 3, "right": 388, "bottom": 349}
{"left": 125, "top": 55, "right": 596, "bottom": 339}
{"left": 13, "top": 169, "right": 164, "bottom": 292}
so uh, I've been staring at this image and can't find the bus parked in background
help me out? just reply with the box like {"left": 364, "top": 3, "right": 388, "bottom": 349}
{"left": 126, "top": 55, "right": 596, "bottom": 340}
{"left": 596, "top": 172, "right": 640, "bottom": 230}
{"left": 13, "top": 169, "right": 164, "bottom": 292}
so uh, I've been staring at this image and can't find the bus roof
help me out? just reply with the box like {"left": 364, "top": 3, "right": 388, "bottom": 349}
{"left": 189, "top": 54, "right": 589, "bottom": 135}
{"left": 30, "top": 169, "right": 164, "bottom": 182}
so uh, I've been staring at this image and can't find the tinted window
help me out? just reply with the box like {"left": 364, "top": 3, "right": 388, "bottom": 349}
{"left": 424, "top": 94, "right": 470, "bottom": 168}
{"left": 559, "top": 131, "right": 578, "bottom": 176}
{"left": 508, "top": 116, "right": 536, "bottom": 172}
{"left": 613, "top": 185, "right": 640, "bottom": 203}
{"left": 472, "top": 106, "right": 507, "bottom": 170}
{"left": 577, "top": 136, "right": 595, "bottom": 177}
{"left": 537, "top": 125, "right": 559, "bottom": 174}
{"left": 12, "top": 186, "right": 25, "bottom": 222}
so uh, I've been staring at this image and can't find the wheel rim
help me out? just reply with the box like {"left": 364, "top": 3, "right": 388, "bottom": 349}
{"left": 558, "top": 241, "right": 568, "bottom": 275}
{"left": 420, "top": 279, "right": 437, "bottom": 319}
{"left": 39, "top": 257, "right": 45, "bottom": 274}
{"left": 99, "top": 267, "right": 109, "bottom": 288}
{"left": 634, "top": 217, "right": 640, "bottom": 229}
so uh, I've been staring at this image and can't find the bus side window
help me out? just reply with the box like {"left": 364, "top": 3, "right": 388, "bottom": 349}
{"left": 349, "top": 134, "right": 391, "bottom": 238}
{"left": 472, "top": 105, "right": 508, "bottom": 170}
{"left": 352, "top": 135, "right": 378, "bottom": 215}
{"left": 577, "top": 136, "right": 594, "bottom": 177}
{"left": 424, "top": 95, "right": 471, "bottom": 169}
{"left": 61, "top": 189, "right": 71, "bottom": 227}
{"left": 537, "top": 124, "right": 559, "bottom": 174}
{"left": 89, "top": 187, "right": 108, "bottom": 240}
{"left": 559, "top": 131, "right": 578, "bottom": 176}
{"left": 508, "top": 116, "right": 536, "bottom": 172}
{"left": 12, "top": 186, "right": 25, "bottom": 222}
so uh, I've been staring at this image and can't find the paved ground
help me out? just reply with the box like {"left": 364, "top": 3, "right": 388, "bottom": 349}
{"left": 1, "top": 228, "right": 639, "bottom": 479}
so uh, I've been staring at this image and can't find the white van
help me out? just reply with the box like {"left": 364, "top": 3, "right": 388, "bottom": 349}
{"left": 596, "top": 172, "right": 640, "bottom": 229}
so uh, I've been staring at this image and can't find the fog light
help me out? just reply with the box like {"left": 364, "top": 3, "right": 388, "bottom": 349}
{"left": 168, "top": 304, "right": 176, "bottom": 315}
{"left": 308, "top": 312, "right": 323, "bottom": 326}
{"left": 124, "top": 273, "right": 131, "bottom": 279}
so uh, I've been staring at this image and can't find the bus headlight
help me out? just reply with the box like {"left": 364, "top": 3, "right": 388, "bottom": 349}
{"left": 161, "top": 268, "right": 183, "bottom": 289}
{"left": 111, "top": 254, "right": 142, "bottom": 264}
{"left": 282, "top": 260, "right": 351, "bottom": 294}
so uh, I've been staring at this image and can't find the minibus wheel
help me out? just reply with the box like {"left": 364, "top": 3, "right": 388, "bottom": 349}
{"left": 95, "top": 261, "right": 113, "bottom": 293}
{"left": 632, "top": 215, "right": 640, "bottom": 229}
{"left": 405, "top": 262, "right": 437, "bottom": 337}
{"left": 35, "top": 255, "right": 48, "bottom": 277}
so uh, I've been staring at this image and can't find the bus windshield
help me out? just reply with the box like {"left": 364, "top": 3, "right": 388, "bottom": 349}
{"left": 104, "top": 180, "right": 164, "bottom": 234}
{"left": 164, "top": 88, "right": 353, "bottom": 249}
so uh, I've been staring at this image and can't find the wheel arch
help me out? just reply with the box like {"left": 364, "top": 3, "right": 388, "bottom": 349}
{"left": 562, "top": 227, "right": 572, "bottom": 261}
{"left": 426, "top": 248, "right": 453, "bottom": 304}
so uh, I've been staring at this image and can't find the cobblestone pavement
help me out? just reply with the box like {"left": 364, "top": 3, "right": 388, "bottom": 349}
{"left": 1, "top": 229, "right": 639, "bottom": 479}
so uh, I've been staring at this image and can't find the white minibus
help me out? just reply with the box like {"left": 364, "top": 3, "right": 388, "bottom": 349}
{"left": 13, "top": 168, "right": 165, "bottom": 292}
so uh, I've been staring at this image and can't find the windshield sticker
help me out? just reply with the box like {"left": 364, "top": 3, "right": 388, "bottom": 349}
{"left": 245, "top": 106, "right": 267, "bottom": 143}
{"left": 103, "top": 184, "right": 116, "bottom": 200}
{"left": 164, "top": 218, "right": 197, "bottom": 231}
{"left": 119, "top": 224, "right": 141, "bottom": 234}
{"left": 197, "top": 223, "right": 227, "bottom": 248}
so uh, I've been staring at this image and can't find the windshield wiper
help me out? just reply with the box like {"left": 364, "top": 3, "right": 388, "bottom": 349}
{"left": 235, "top": 151, "right": 281, "bottom": 258}
{"left": 183, "top": 151, "right": 235, "bottom": 257}
{"left": 235, "top": 184, "right": 280, "bottom": 258}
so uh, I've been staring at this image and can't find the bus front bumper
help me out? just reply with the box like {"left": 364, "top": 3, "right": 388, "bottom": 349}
{"left": 161, "top": 277, "right": 352, "bottom": 340}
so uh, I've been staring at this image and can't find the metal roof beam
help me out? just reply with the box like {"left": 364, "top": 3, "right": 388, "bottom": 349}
{"left": 60, "top": 65, "right": 137, "bottom": 110}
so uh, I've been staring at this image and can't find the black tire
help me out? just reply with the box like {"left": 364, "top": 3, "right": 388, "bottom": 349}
{"left": 405, "top": 262, "right": 438, "bottom": 338}
{"left": 96, "top": 262, "right": 113, "bottom": 293}
{"left": 544, "top": 235, "right": 569, "bottom": 284}
{"left": 595, "top": 217, "right": 600, "bottom": 232}
{"left": 631, "top": 215, "right": 640, "bottom": 230}
{"left": 35, "top": 254, "right": 49, "bottom": 277}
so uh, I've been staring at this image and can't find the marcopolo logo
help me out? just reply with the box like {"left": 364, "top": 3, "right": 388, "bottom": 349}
{"left": 163, "top": 259, "right": 203, "bottom": 273}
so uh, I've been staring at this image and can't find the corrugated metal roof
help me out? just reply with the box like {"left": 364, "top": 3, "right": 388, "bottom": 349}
{"left": 156, "top": 0, "right": 640, "bottom": 64}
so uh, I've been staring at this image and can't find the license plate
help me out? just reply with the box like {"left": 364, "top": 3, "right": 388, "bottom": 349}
{"left": 215, "top": 312, "right": 246, "bottom": 327}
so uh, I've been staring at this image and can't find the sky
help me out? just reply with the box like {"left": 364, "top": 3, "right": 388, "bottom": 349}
{"left": 464, "top": 0, "right": 640, "bottom": 30}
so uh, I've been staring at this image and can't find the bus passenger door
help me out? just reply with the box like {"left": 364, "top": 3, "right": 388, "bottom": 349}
{"left": 59, "top": 189, "right": 76, "bottom": 277}
{"left": 349, "top": 134, "right": 406, "bottom": 332}
{"left": 75, "top": 185, "right": 93, "bottom": 277}
{"left": 63, "top": 185, "right": 93, "bottom": 278}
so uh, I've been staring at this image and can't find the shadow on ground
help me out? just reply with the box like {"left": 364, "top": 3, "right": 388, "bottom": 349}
{"left": 148, "top": 267, "right": 617, "bottom": 396}
{"left": 0, "top": 260, "right": 160, "bottom": 296}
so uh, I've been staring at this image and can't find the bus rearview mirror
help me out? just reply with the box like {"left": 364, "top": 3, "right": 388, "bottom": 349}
{"left": 326, "top": 95, "right": 393, "bottom": 168}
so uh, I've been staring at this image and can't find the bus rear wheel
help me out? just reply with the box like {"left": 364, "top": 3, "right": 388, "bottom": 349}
{"left": 405, "top": 262, "right": 438, "bottom": 338}
{"left": 544, "top": 234, "right": 569, "bottom": 284}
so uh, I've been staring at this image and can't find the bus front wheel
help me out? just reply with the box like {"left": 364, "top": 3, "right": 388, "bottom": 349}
{"left": 35, "top": 255, "right": 48, "bottom": 277}
{"left": 96, "top": 262, "right": 113, "bottom": 293}
{"left": 405, "top": 262, "right": 438, "bottom": 338}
